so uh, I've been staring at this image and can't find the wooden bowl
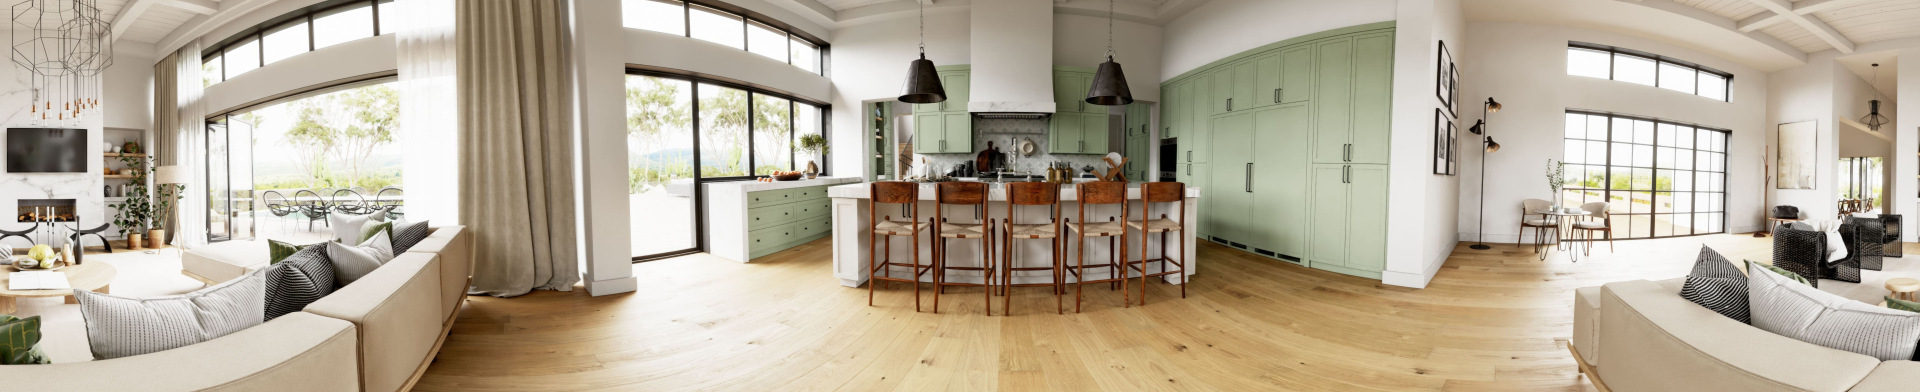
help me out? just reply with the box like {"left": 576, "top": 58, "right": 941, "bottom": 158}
{"left": 771, "top": 173, "right": 803, "bottom": 181}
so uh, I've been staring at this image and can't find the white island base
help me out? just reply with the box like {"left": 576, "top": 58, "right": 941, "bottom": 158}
{"left": 828, "top": 182, "right": 1200, "bottom": 288}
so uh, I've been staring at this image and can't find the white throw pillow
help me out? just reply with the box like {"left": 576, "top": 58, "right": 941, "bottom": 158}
{"left": 327, "top": 210, "right": 389, "bottom": 243}
{"left": 75, "top": 268, "right": 267, "bottom": 359}
{"left": 328, "top": 230, "right": 396, "bottom": 288}
{"left": 1748, "top": 262, "right": 1920, "bottom": 360}
{"left": 1810, "top": 219, "right": 1847, "bottom": 261}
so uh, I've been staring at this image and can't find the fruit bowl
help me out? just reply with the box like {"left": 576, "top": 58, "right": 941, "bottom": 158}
{"left": 771, "top": 173, "right": 803, "bottom": 181}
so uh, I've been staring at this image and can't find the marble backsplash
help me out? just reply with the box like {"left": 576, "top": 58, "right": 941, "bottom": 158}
{"left": 909, "top": 117, "right": 1118, "bottom": 178}
{"left": 0, "top": 70, "right": 108, "bottom": 242}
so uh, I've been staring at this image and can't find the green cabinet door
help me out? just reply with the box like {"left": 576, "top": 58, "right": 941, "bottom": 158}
{"left": 1349, "top": 32, "right": 1394, "bottom": 164}
{"left": 1280, "top": 44, "right": 1316, "bottom": 103}
{"left": 1251, "top": 104, "right": 1311, "bottom": 259}
{"left": 913, "top": 113, "right": 943, "bottom": 154}
{"left": 1179, "top": 163, "right": 1210, "bottom": 237}
{"left": 1208, "top": 112, "right": 1253, "bottom": 245}
{"left": 1308, "top": 164, "right": 1350, "bottom": 267}
{"left": 943, "top": 112, "right": 972, "bottom": 152}
{"left": 1312, "top": 37, "right": 1354, "bottom": 164}
{"left": 943, "top": 73, "right": 971, "bottom": 112}
{"left": 1209, "top": 67, "right": 1234, "bottom": 115}
{"left": 1346, "top": 164, "right": 1388, "bottom": 272}
{"left": 1231, "top": 60, "right": 1258, "bottom": 112}
{"left": 1160, "top": 83, "right": 1179, "bottom": 139}
{"left": 1049, "top": 113, "right": 1082, "bottom": 154}
{"left": 1185, "top": 80, "right": 1211, "bottom": 163}
{"left": 1054, "top": 73, "right": 1080, "bottom": 114}
{"left": 1254, "top": 53, "right": 1283, "bottom": 109}
{"left": 1082, "top": 112, "right": 1110, "bottom": 154}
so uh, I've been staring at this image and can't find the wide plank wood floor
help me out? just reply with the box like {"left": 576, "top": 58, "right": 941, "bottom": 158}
{"left": 415, "top": 233, "right": 1781, "bottom": 391}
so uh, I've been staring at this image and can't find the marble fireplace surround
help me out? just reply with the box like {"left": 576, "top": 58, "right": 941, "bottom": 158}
{"left": 0, "top": 73, "right": 109, "bottom": 247}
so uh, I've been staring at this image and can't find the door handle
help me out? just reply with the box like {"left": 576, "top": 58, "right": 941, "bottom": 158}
{"left": 1245, "top": 163, "right": 1252, "bottom": 193}
{"left": 1185, "top": 164, "right": 1190, "bottom": 176}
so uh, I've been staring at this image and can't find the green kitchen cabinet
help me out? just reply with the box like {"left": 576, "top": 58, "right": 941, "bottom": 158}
{"left": 746, "top": 185, "right": 834, "bottom": 259}
{"left": 1207, "top": 112, "right": 1253, "bottom": 247}
{"left": 1182, "top": 80, "right": 1211, "bottom": 163}
{"left": 1208, "top": 66, "right": 1233, "bottom": 115}
{"left": 1258, "top": 44, "right": 1315, "bottom": 106}
{"left": 1175, "top": 162, "right": 1210, "bottom": 237}
{"left": 1163, "top": 82, "right": 1184, "bottom": 139}
{"left": 915, "top": 69, "right": 971, "bottom": 114}
{"left": 1048, "top": 112, "right": 1108, "bottom": 154}
{"left": 1311, "top": 37, "right": 1355, "bottom": 164}
{"left": 1249, "top": 103, "right": 1311, "bottom": 261}
{"left": 1348, "top": 32, "right": 1395, "bottom": 164}
{"left": 1307, "top": 163, "right": 1387, "bottom": 278}
{"left": 913, "top": 112, "right": 973, "bottom": 153}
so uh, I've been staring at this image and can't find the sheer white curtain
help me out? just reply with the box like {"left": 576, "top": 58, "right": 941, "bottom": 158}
{"left": 398, "top": 0, "right": 459, "bottom": 226}
{"left": 174, "top": 41, "right": 207, "bottom": 248}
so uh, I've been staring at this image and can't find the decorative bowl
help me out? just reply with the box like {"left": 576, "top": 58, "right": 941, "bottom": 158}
{"left": 771, "top": 173, "right": 803, "bottom": 181}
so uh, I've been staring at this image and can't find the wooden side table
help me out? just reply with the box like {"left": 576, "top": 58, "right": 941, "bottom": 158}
{"left": 1887, "top": 278, "right": 1920, "bottom": 302}
{"left": 0, "top": 262, "right": 117, "bottom": 314}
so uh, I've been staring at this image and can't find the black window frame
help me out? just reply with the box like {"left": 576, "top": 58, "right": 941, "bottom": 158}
{"left": 626, "top": 67, "right": 831, "bottom": 182}
{"left": 621, "top": 0, "right": 831, "bottom": 77}
{"left": 1560, "top": 109, "right": 1730, "bottom": 240}
{"left": 202, "top": 0, "right": 392, "bottom": 86}
{"left": 1567, "top": 42, "right": 1733, "bottom": 102}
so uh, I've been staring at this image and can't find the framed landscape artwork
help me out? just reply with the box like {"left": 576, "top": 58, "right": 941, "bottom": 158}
{"left": 1777, "top": 120, "right": 1816, "bottom": 189}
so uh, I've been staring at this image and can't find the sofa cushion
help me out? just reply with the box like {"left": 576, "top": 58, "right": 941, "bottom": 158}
{"left": 1849, "top": 361, "right": 1920, "bottom": 392}
{"left": 391, "top": 219, "right": 430, "bottom": 254}
{"left": 357, "top": 221, "right": 393, "bottom": 246}
{"left": 327, "top": 210, "right": 387, "bottom": 243}
{"left": 183, "top": 240, "right": 270, "bottom": 283}
{"left": 1679, "top": 246, "right": 1749, "bottom": 323}
{"left": 264, "top": 246, "right": 336, "bottom": 321}
{"left": 1749, "top": 264, "right": 1920, "bottom": 361}
{"left": 327, "top": 231, "right": 395, "bottom": 288}
{"left": 1749, "top": 260, "right": 1811, "bottom": 286}
{"left": 1888, "top": 296, "right": 1920, "bottom": 313}
{"left": 0, "top": 312, "right": 360, "bottom": 391}
{"left": 77, "top": 269, "right": 267, "bottom": 359}
{"left": 269, "top": 239, "right": 322, "bottom": 264}
{"left": 1598, "top": 280, "right": 1881, "bottom": 392}
{"left": 0, "top": 314, "right": 48, "bottom": 364}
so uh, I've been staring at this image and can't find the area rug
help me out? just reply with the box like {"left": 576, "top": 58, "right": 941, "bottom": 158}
{"left": 12, "top": 250, "right": 204, "bottom": 363}
{"left": 1817, "top": 256, "right": 1920, "bottom": 305}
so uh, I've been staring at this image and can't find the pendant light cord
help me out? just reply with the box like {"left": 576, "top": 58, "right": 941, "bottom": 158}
{"left": 919, "top": 1, "right": 926, "bottom": 55}
{"left": 1106, "top": 0, "right": 1114, "bottom": 59}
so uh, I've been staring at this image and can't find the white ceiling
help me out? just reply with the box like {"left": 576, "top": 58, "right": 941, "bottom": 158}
{"left": 91, "top": 0, "right": 224, "bottom": 45}
{"left": 817, "top": 0, "right": 1169, "bottom": 12}
{"left": 1669, "top": 0, "right": 1920, "bottom": 54}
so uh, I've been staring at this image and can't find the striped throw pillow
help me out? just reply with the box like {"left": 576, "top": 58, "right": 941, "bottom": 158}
{"left": 1750, "top": 263, "right": 1920, "bottom": 361}
{"left": 1679, "top": 246, "right": 1749, "bottom": 323}
{"left": 264, "top": 245, "right": 334, "bottom": 321}
{"left": 77, "top": 269, "right": 266, "bottom": 359}
{"left": 391, "top": 219, "right": 431, "bottom": 254}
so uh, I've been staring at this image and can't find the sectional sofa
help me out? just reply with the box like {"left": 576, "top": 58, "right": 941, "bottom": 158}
{"left": 0, "top": 226, "right": 473, "bottom": 392}
{"left": 1573, "top": 278, "right": 1920, "bottom": 392}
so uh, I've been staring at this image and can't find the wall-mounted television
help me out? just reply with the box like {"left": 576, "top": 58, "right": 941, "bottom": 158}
{"left": 7, "top": 128, "right": 87, "bottom": 173}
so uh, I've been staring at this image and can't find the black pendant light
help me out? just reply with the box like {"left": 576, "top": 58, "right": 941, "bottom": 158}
{"left": 1085, "top": 0, "right": 1133, "bottom": 106}
{"left": 1861, "top": 63, "right": 1889, "bottom": 132}
{"left": 898, "top": 0, "right": 945, "bottom": 104}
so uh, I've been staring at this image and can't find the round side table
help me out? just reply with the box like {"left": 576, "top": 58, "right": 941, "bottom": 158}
{"left": 1887, "top": 278, "right": 1920, "bottom": 302}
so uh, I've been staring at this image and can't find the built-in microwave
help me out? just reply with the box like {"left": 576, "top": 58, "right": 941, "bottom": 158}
{"left": 1159, "top": 138, "right": 1178, "bottom": 181}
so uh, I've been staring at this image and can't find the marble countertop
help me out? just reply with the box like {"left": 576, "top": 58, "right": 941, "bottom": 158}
{"left": 706, "top": 177, "right": 862, "bottom": 193}
{"left": 828, "top": 181, "right": 1200, "bottom": 200}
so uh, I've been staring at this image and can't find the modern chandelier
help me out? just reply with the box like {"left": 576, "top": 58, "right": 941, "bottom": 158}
{"left": 1860, "top": 63, "right": 1889, "bottom": 132}
{"left": 10, "top": 0, "right": 114, "bottom": 126}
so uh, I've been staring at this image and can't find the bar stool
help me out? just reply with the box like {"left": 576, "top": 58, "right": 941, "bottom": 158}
{"left": 1125, "top": 182, "right": 1187, "bottom": 306}
{"left": 1067, "top": 181, "right": 1130, "bottom": 312}
{"left": 868, "top": 181, "right": 933, "bottom": 311}
{"left": 999, "top": 182, "right": 1064, "bottom": 315}
{"left": 932, "top": 182, "right": 994, "bottom": 315}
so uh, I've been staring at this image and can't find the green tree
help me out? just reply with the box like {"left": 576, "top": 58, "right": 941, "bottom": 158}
{"left": 700, "top": 87, "right": 750, "bottom": 176}
{"left": 626, "top": 76, "right": 689, "bottom": 193}
{"left": 282, "top": 86, "right": 400, "bottom": 189}
{"left": 751, "top": 94, "right": 792, "bottom": 175}
{"left": 285, "top": 102, "right": 339, "bottom": 188}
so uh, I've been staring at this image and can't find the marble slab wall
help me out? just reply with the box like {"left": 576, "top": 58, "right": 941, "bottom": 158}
{"left": 0, "top": 69, "right": 108, "bottom": 243}
{"left": 908, "top": 117, "right": 1118, "bottom": 178}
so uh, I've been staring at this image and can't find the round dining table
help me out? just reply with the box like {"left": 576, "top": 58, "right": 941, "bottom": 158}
{"left": 1533, "top": 209, "right": 1592, "bottom": 262}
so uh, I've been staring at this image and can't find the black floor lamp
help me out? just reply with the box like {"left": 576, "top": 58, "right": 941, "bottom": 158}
{"left": 1468, "top": 97, "right": 1502, "bottom": 250}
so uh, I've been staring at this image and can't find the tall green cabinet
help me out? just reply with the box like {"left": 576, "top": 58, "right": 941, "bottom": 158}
{"left": 1050, "top": 67, "right": 1111, "bottom": 154}
{"left": 914, "top": 66, "right": 973, "bottom": 154}
{"left": 1159, "top": 22, "right": 1395, "bottom": 279}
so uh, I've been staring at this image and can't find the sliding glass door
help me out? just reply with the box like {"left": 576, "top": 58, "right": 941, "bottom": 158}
{"left": 207, "top": 119, "right": 231, "bottom": 242}
{"left": 1560, "top": 111, "right": 1729, "bottom": 239}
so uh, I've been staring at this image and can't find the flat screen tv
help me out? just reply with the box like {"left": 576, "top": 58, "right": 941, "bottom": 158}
{"left": 8, "top": 128, "right": 87, "bottom": 173}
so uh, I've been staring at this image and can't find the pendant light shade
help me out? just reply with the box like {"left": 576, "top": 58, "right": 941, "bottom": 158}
{"left": 1086, "top": 56, "right": 1133, "bottom": 105}
{"left": 899, "top": 54, "right": 946, "bottom": 104}
{"left": 1860, "top": 64, "right": 1889, "bottom": 132}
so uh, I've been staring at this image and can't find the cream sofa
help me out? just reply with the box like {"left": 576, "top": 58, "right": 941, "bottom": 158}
{"left": 0, "top": 226, "right": 472, "bottom": 392}
{"left": 1573, "top": 279, "right": 1920, "bottom": 391}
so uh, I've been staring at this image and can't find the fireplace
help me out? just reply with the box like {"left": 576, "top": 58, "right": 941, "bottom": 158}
{"left": 18, "top": 199, "right": 76, "bottom": 222}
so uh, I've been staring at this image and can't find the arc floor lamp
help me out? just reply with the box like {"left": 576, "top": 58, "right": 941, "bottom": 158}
{"left": 1468, "top": 97, "right": 1502, "bottom": 250}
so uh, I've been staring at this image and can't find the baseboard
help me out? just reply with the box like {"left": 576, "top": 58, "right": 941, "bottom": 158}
{"left": 585, "top": 276, "right": 637, "bottom": 296}
{"left": 1382, "top": 248, "right": 1450, "bottom": 289}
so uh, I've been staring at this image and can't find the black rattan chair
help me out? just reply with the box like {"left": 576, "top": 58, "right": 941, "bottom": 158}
{"left": 1883, "top": 214, "right": 1903, "bottom": 258}
{"left": 1773, "top": 223, "right": 1831, "bottom": 288}
{"left": 0, "top": 223, "right": 35, "bottom": 248}
{"left": 1840, "top": 216, "right": 1883, "bottom": 275}
{"left": 293, "top": 189, "right": 332, "bottom": 231}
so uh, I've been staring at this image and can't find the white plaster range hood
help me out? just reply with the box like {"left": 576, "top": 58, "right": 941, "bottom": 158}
{"left": 965, "top": 0, "right": 1056, "bottom": 115}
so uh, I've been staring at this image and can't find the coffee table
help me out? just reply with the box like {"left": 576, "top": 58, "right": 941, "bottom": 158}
{"left": 0, "top": 262, "right": 117, "bottom": 313}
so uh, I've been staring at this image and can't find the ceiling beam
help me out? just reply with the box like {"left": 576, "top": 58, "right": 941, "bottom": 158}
{"left": 162, "top": 0, "right": 222, "bottom": 15}
{"left": 1736, "top": 0, "right": 1871, "bottom": 32}
{"left": 110, "top": 0, "right": 159, "bottom": 41}
{"left": 1611, "top": 0, "right": 1807, "bottom": 64}
{"left": 1740, "top": 0, "right": 1855, "bottom": 53}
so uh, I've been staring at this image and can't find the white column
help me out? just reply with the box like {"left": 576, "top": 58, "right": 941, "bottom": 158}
{"left": 572, "top": 0, "right": 636, "bottom": 296}
{"left": 1899, "top": 54, "right": 1920, "bottom": 241}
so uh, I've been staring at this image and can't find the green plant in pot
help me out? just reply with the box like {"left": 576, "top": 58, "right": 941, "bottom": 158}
{"left": 111, "top": 156, "right": 182, "bottom": 250}
{"left": 797, "top": 133, "right": 828, "bottom": 179}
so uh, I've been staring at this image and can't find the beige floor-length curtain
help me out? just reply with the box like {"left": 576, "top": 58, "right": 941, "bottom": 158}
{"left": 153, "top": 53, "right": 178, "bottom": 242}
{"left": 458, "top": 0, "right": 581, "bottom": 296}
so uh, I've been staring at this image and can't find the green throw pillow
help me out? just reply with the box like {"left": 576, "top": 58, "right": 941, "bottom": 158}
{"left": 269, "top": 240, "right": 322, "bottom": 264}
{"left": 0, "top": 314, "right": 49, "bottom": 365}
{"left": 1747, "top": 260, "right": 1811, "bottom": 286}
{"left": 358, "top": 221, "right": 393, "bottom": 245}
{"left": 1888, "top": 297, "right": 1920, "bottom": 313}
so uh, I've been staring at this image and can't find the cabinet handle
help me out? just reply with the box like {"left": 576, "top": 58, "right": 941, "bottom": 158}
{"left": 1185, "top": 164, "right": 1191, "bottom": 175}
{"left": 1344, "top": 144, "right": 1351, "bottom": 162}
{"left": 1343, "top": 165, "right": 1350, "bottom": 184}
{"left": 1227, "top": 98, "right": 1232, "bottom": 111}
{"left": 1245, "top": 163, "right": 1253, "bottom": 193}
{"left": 1274, "top": 88, "right": 1281, "bottom": 103}
{"left": 941, "top": 140, "right": 947, "bottom": 151}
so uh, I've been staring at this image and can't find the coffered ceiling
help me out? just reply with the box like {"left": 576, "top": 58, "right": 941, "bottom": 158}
{"left": 781, "top": 0, "right": 1207, "bottom": 28}
{"left": 1669, "top": 0, "right": 1920, "bottom": 54}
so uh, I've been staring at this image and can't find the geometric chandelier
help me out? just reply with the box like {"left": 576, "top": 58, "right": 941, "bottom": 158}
{"left": 11, "top": 0, "right": 113, "bottom": 126}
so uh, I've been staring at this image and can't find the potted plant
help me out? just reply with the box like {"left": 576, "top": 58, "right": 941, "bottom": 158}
{"left": 110, "top": 156, "right": 180, "bottom": 250}
{"left": 1545, "top": 159, "right": 1566, "bottom": 211}
{"left": 797, "top": 133, "right": 829, "bottom": 179}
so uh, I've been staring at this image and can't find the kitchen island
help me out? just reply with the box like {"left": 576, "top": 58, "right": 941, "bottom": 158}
{"left": 708, "top": 177, "right": 864, "bottom": 262}
{"left": 828, "top": 181, "right": 1199, "bottom": 288}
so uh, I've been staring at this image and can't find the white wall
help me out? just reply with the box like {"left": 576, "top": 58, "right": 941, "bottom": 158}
{"left": 1831, "top": 60, "right": 1896, "bottom": 213}
{"left": 1901, "top": 54, "right": 1920, "bottom": 240}
{"left": 827, "top": 9, "right": 971, "bottom": 178}
{"left": 1159, "top": 0, "right": 1395, "bottom": 81}
{"left": 579, "top": 0, "right": 638, "bottom": 296}
{"left": 0, "top": 52, "right": 109, "bottom": 241}
{"left": 1769, "top": 51, "right": 1839, "bottom": 221}
{"left": 1380, "top": 0, "right": 1463, "bottom": 288}
{"left": 1458, "top": 22, "right": 1769, "bottom": 242}
{"left": 1053, "top": 13, "right": 1163, "bottom": 102}
{"left": 202, "top": 35, "right": 399, "bottom": 114}
{"left": 625, "top": 29, "right": 832, "bottom": 102}
{"left": 105, "top": 50, "right": 156, "bottom": 130}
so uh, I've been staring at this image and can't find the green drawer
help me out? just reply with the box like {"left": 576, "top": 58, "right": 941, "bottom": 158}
{"left": 790, "top": 186, "right": 828, "bottom": 201}
{"left": 748, "top": 204, "right": 795, "bottom": 231}
{"left": 748, "top": 188, "right": 794, "bottom": 208}
{"left": 792, "top": 198, "right": 831, "bottom": 220}
{"left": 749, "top": 223, "right": 794, "bottom": 251}
{"left": 790, "top": 216, "right": 832, "bottom": 240}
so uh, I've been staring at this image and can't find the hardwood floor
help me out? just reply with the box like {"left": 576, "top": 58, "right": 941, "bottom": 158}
{"left": 416, "top": 233, "right": 1779, "bottom": 391}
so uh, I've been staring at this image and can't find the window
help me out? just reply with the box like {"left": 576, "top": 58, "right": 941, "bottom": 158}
{"left": 206, "top": 79, "right": 403, "bottom": 244}
{"left": 377, "top": 0, "right": 397, "bottom": 35}
{"left": 623, "top": 0, "right": 686, "bottom": 35}
{"left": 225, "top": 40, "right": 261, "bottom": 78}
{"left": 751, "top": 93, "right": 792, "bottom": 174}
{"left": 1566, "top": 42, "right": 1733, "bottom": 102}
{"left": 699, "top": 83, "right": 748, "bottom": 176}
{"left": 689, "top": 4, "right": 744, "bottom": 49}
{"left": 203, "top": 55, "right": 223, "bottom": 87}
{"left": 620, "top": 0, "right": 827, "bottom": 76}
{"left": 262, "top": 21, "right": 310, "bottom": 65}
{"left": 1839, "top": 157, "right": 1883, "bottom": 214}
{"left": 1561, "top": 111, "right": 1728, "bottom": 239}
{"left": 314, "top": 3, "right": 375, "bottom": 49}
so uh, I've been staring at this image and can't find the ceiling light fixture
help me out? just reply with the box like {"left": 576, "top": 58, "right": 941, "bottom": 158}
{"left": 1085, "top": 0, "right": 1132, "bottom": 106}
{"left": 1860, "top": 63, "right": 1889, "bottom": 132}
{"left": 897, "top": 0, "right": 945, "bottom": 104}
{"left": 10, "top": 0, "right": 112, "bottom": 127}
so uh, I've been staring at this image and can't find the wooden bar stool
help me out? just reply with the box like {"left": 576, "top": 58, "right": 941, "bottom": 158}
{"left": 933, "top": 182, "right": 994, "bottom": 315}
{"left": 1125, "top": 182, "right": 1187, "bottom": 306}
{"left": 999, "top": 182, "right": 1064, "bottom": 315}
{"left": 868, "top": 181, "right": 932, "bottom": 311}
{"left": 1068, "top": 181, "right": 1131, "bottom": 312}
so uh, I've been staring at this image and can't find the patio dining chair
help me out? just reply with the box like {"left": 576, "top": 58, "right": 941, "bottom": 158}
{"left": 293, "top": 189, "right": 332, "bottom": 232}
{"left": 374, "top": 187, "right": 404, "bottom": 219}
{"left": 332, "top": 188, "right": 375, "bottom": 215}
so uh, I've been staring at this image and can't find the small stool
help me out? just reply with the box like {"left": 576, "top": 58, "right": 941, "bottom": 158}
{"left": 1125, "top": 182, "right": 1188, "bottom": 306}
{"left": 1068, "top": 181, "right": 1131, "bottom": 312}
{"left": 867, "top": 182, "right": 933, "bottom": 311}
{"left": 1887, "top": 278, "right": 1920, "bottom": 302}
{"left": 932, "top": 182, "right": 994, "bottom": 315}
{"left": 999, "top": 182, "right": 1064, "bottom": 315}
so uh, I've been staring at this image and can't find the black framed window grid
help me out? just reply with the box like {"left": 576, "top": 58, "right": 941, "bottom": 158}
{"left": 202, "top": 0, "right": 395, "bottom": 87}
{"left": 1566, "top": 42, "right": 1732, "bottom": 102}
{"left": 621, "top": 0, "right": 830, "bottom": 77}
{"left": 1560, "top": 110, "right": 1729, "bottom": 240}
{"left": 626, "top": 68, "right": 829, "bottom": 183}
{"left": 1838, "top": 157, "right": 1883, "bottom": 209}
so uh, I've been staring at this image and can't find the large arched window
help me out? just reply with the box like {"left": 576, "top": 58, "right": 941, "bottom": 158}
{"left": 204, "top": 77, "right": 401, "bottom": 243}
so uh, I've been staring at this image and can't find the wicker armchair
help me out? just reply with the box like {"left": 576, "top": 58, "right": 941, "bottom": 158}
{"left": 1773, "top": 223, "right": 1832, "bottom": 288}
{"left": 1883, "top": 214, "right": 1903, "bottom": 258}
{"left": 1839, "top": 216, "right": 1883, "bottom": 275}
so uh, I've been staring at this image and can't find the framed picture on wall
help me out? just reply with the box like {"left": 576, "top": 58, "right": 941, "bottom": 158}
{"left": 1447, "top": 117, "right": 1458, "bottom": 175}
{"left": 1434, "top": 109, "right": 1453, "bottom": 175}
{"left": 1437, "top": 40, "right": 1456, "bottom": 118}
{"left": 1449, "top": 64, "right": 1460, "bottom": 117}
{"left": 1777, "top": 120, "right": 1817, "bottom": 189}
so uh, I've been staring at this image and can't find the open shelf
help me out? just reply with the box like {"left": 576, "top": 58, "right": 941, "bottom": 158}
{"left": 102, "top": 152, "right": 145, "bottom": 158}
{"left": 103, "top": 175, "right": 135, "bottom": 179}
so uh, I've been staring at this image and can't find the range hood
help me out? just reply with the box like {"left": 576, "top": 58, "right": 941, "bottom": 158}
{"left": 965, "top": 0, "right": 1055, "bottom": 115}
